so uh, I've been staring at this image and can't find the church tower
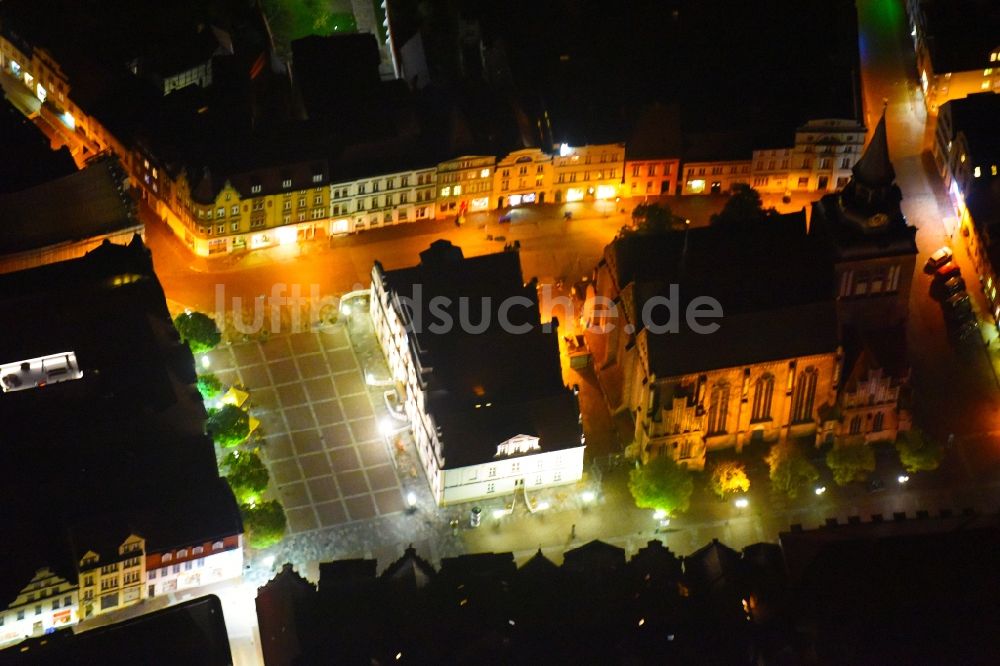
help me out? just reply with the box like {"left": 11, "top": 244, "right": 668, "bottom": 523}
{"left": 809, "top": 111, "right": 918, "bottom": 333}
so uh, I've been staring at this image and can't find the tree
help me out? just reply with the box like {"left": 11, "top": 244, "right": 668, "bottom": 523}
{"left": 174, "top": 312, "right": 221, "bottom": 353}
{"left": 240, "top": 500, "right": 287, "bottom": 549}
{"left": 223, "top": 450, "right": 270, "bottom": 504}
{"left": 895, "top": 429, "right": 944, "bottom": 472}
{"left": 825, "top": 440, "right": 876, "bottom": 485}
{"left": 710, "top": 184, "right": 778, "bottom": 231}
{"left": 197, "top": 373, "right": 223, "bottom": 401}
{"left": 628, "top": 455, "right": 695, "bottom": 515}
{"left": 631, "top": 203, "right": 677, "bottom": 234}
{"left": 207, "top": 404, "right": 250, "bottom": 448}
{"left": 765, "top": 441, "right": 819, "bottom": 498}
{"left": 709, "top": 460, "right": 750, "bottom": 498}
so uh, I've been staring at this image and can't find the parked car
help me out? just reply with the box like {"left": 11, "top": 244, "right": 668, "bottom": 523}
{"left": 944, "top": 276, "right": 967, "bottom": 295}
{"left": 944, "top": 302, "right": 974, "bottom": 323}
{"left": 934, "top": 262, "right": 961, "bottom": 281}
{"left": 945, "top": 293, "right": 970, "bottom": 310}
{"left": 949, "top": 319, "right": 979, "bottom": 342}
{"left": 925, "top": 246, "right": 953, "bottom": 272}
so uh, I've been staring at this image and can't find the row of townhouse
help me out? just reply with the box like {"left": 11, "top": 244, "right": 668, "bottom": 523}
{"left": 0, "top": 27, "right": 869, "bottom": 256}
{"left": 0, "top": 533, "right": 242, "bottom": 648}
{"left": 682, "top": 119, "right": 867, "bottom": 196}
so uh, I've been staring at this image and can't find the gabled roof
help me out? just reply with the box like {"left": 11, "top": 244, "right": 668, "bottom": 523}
{"left": 562, "top": 540, "right": 627, "bottom": 574}
{"left": 380, "top": 545, "right": 436, "bottom": 590}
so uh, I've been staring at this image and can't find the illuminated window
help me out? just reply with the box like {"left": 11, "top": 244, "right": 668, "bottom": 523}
{"left": 961, "top": 154, "right": 966, "bottom": 163}
{"left": 986, "top": 69, "right": 994, "bottom": 76}
{"left": 992, "top": 165, "right": 998, "bottom": 176}
{"left": 440, "top": 186, "right": 451, "bottom": 197}
{"left": 975, "top": 166, "right": 982, "bottom": 178}
{"left": 282, "top": 179, "right": 291, "bottom": 188}
{"left": 480, "top": 168, "right": 490, "bottom": 178}
{"left": 312, "top": 174, "right": 323, "bottom": 183}
{"left": 453, "top": 185, "right": 462, "bottom": 195}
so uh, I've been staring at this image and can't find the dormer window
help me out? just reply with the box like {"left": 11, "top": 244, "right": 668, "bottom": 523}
{"left": 282, "top": 179, "right": 292, "bottom": 189}
{"left": 251, "top": 184, "right": 262, "bottom": 194}
{"left": 312, "top": 174, "right": 322, "bottom": 183}
{"left": 162, "top": 553, "right": 172, "bottom": 562}
{"left": 178, "top": 549, "right": 187, "bottom": 558}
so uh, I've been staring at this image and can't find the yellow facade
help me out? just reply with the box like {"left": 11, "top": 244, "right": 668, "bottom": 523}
{"left": 78, "top": 534, "right": 147, "bottom": 620}
{"left": 551, "top": 143, "right": 625, "bottom": 204}
{"left": 436, "top": 155, "right": 496, "bottom": 217}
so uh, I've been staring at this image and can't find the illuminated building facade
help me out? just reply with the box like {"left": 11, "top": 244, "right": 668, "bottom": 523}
{"left": 681, "top": 159, "right": 751, "bottom": 195}
{"left": 0, "top": 568, "right": 77, "bottom": 647}
{"left": 751, "top": 120, "right": 866, "bottom": 195}
{"left": 436, "top": 155, "right": 496, "bottom": 218}
{"left": 494, "top": 148, "right": 553, "bottom": 209}
{"left": 144, "top": 535, "right": 243, "bottom": 599}
{"left": 77, "top": 534, "right": 148, "bottom": 620}
{"left": 905, "top": 0, "right": 1000, "bottom": 114}
{"left": 624, "top": 158, "right": 680, "bottom": 198}
{"left": 551, "top": 143, "right": 624, "bottom": 204}
{"left": 328, "top": 166, "right": 437, "bottom": 236}
{"left": 371, "top": 241, "right": 585, "bottom": 505}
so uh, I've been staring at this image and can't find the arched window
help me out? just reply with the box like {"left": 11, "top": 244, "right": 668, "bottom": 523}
{"left": 872, "top": 412, "right": 884, "bottom": 432}
{"left": 706, "top": 383, "right": 730, "bottom": 434}
{"left": 792, "top": 367, "right": 818, "bottom": 423}
{"left": 752, "top": 374, "right": 775, "bottom": 421}
{"left": 849, "top": 415, "right": 862, "bottom": 435}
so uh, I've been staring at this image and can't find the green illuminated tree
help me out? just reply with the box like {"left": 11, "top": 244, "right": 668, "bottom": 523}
{"left": 628, "top": 455, "right": 694, "bottom": 515}
{"left": 174, "top": 312, "right": 221, "bottom": 353}
{"left": 208, "top": 404, "right": 250, "bottom": 448}
{"left": 240, "top": 500, "right": 287, "bottom": 549}
{"left": 223, "top": 449, "right": 270, "bottom": 504}
{"left": 895, "top": 429, "right": 944, "bottom": 472}
{"left": 197, "top": 373, "right": 223, "bottom": 401}
{"left": 766, "top": 441, "right": 819, "bottom": 498}
{"left": 825, "top": 439, "right": 876, "bottom": 485}
{"left": 709, "top": 460, "right": 750, "bottom": 498}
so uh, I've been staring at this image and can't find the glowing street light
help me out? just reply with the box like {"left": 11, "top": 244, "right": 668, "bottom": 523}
{"left": 492, "top": 508, "right": 507, "bottom": 519}
{"left": 581, "top": 490, "right": 595, "bottom": 503}
{"left": 200, "top": 355, "right": 211, "bottom": 369}
{"left": 734, "top": 497, "right": 749, "bottom": 509}
{"left": 406, "top": 491, "right": 417, "bottom": 508}
{"left": 262, "top": 555, "right": 275, "bottom": 569}
{"left": 379, "top": 419, "right": 394, "bottom": 436}
{"left": 897, "top": 474, "right": 910, "bottom": 484}
{"left": 652, "top": 509, "right": 668, "bottom": 521}
{"left": 814, "top": 486, "right": 827, "bottom": 496}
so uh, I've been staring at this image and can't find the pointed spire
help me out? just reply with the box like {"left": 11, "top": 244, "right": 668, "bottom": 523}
{"left": 852, "top": 110, "right": 895, "bottom": 188}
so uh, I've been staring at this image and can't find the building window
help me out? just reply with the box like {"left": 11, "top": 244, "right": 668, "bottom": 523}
{"left": 251, "top": 185, "right": 261, "bottom": 194}
{"left": 752, "top": 374, "right": 774, "bottom": 421}
{"left": 312, "top": 174, "right": 323, "bottom": 183}
{"left": 172, "top": 565, "right": 180, "bottom": 574}
{"left": 282, "top": 179, "right": 292, "bottom": 188}
{"left": 17, "top": 611, "right": 24, "bottom": 621}
{"left": 149, "top": 569, "right": 156, "bottom": 579}
{"left": 706, "top": 383, "right": 730, "bottom": 434}
{"left": 849, "top": 415, "right": 862, "bottom": 435}
{"left": 231, "top": 205, "right": 239, "bottom": 216}
{"left": 792, "top": 367, "right": 818, "bottom": 423}
{"left": 486, "top": 483, "right": 495, "bottom": 493}
{"left": 488, "top": 466, "right": 497, "bottom": 477}
{"left": 213, "top": 541, "right": 224, "bottom": 551}
{"left": 873, "top": 412, "right": 884, "bottom": 432}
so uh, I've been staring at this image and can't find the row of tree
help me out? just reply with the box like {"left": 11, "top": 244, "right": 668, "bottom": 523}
{"left": 629, "top": 429, "right": 945, "bottom": 515}
{"left": 177, "top": 311, "right": 288, "bottom": 549}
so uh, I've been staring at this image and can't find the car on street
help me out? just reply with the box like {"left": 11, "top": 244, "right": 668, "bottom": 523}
{"left": 934, "top": 262, "right": 961, "bottom": 281}
{"left": 944, "top": 276, "right": 967, "bottom": 295}
{"left": 943, "top": 302, "right": 974, "bottom": 323}
{"left": 945, "top": 292, "right": 970, "bottom": 310}
{"left": 949, "top": 318, "right": 979, "bottom": 342}
{"left": 925, "top": 246, "right": 954, "bottom": 272}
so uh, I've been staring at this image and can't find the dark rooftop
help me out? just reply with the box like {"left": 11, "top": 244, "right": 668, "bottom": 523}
{"left": 942, "top": 92, "right": 1000, "bottom": 166}
{"left": 918, "top": 0, "right": 1000, "bottom": 74}
{"left": 0, "top": 97, "right": 76, "bottom": 193}
{"left": 0, "top": 156, "right": 139, "bottom": 255}
{"left": 379, "top": 241, "right": 582, "bottom": 468}
{"left": 0, "top": 239, "right": 240, "bottom": 606}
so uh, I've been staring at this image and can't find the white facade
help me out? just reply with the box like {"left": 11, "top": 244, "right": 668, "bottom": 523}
{"left": 329, "top": 167, "right": 437, "bottom": 234}
{"left": 145, "top": 538, "right": 243, "bottom": 598}
{"left": 441, "top": 435, "right": 585, "bottom": 504}
{"left": 0, "top": 568, "right": 78, "bottom": 648}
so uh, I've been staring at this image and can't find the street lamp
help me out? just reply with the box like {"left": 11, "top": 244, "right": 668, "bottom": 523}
{"left": 581, "top": 490, "right": 595, "bottom": 503}
{"left": 897, "top": 474, "right": 910, "bottom": 484}
{"left": 652, "top": 509, "right": 668, "bottom": 521}
{"left": 200, "top": 355, "right": 210, "bottom": 369}
{"left": 734, "top": 497, "right": 749, "bottom": 509}
{"left": 814, "top": 486, "right": 827, "bottom": 496}
{"left": 406, "top": 491, "right": 417, "bottom": 508}
{"left": 379, "top": 419, "right": 394, "bottom": 437}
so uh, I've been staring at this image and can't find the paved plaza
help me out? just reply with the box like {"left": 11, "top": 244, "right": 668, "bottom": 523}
{"left": 206, "top": 321, "right": 410, "bottom": 534}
